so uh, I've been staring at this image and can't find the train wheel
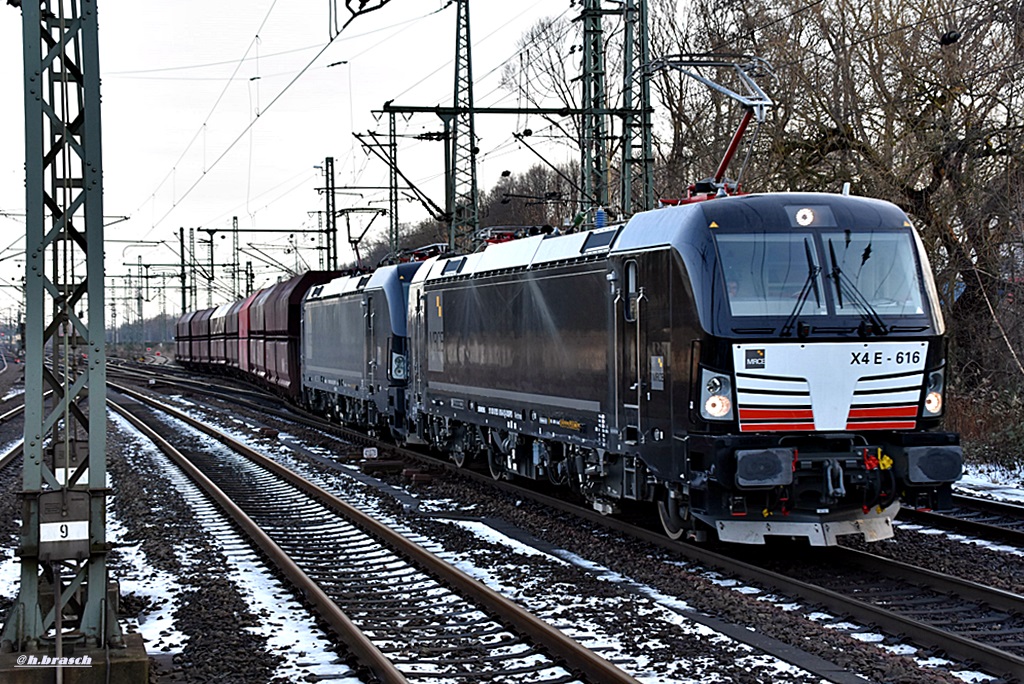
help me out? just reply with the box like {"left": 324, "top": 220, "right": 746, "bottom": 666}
{"left": 657, "top": 490, "right": 687, "bottom": 541}
{"left": 451, "top": 444, "right": 466, "bottom": 468}
{"left": 487, "top": 446, "right": 506, "bottom": 481}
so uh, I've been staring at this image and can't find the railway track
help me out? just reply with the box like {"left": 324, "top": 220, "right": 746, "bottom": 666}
{"left": 742, "top": 544, "right": 1024, "bottom": 676}
{"left": 488, "top": 477, "right": 1024, "bottom": 681}
{"left": 0, "top": 400, "right": 26, "bottom": 471}
{"left": 98, "top": 382, "right": 1024, "bottom": 555}
{"left": 108, "top": 382, "right": 639, "bottom": 684}
{"left": 109, "top": 364, "right": 272, "bottom": 404}
{"left": 899, "top": 495, "right": 1024, "bottom": 547}
{"left": 112, "top": 366, "right": 1024, "bottom": 681}
{"left": 0, "top": 442, "right": 21, "bottom": 471}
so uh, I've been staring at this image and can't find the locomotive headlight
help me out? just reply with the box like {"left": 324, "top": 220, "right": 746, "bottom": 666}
{"left": 705, "top": 394, "right": 732, "bottom": 418}
{"left": 923, "top": 369, "right": 944, "bottom": 416}
{"left": 391, "top": 352, "right": 407, "bottom": 381}
{"left": 795, "top": 207, "right": 815, "bottom": 226}
{"left": 700, "top": 370, "right": 734, "bottom": 421}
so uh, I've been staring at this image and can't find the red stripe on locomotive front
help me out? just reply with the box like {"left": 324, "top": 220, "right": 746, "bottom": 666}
{"left": 845, "top": 420, "right": 918, "bottom": 430}
{"left": 847, "top": 405, "right": 918, "bottom": 419}
{"left": 739, "top": 422, "right": 817, "bottom": 432}
{"left": 739, "top": 407, "right": 814, "bottom": 421}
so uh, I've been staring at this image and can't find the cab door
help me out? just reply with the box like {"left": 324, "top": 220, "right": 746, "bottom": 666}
{"left": 619, "top": 255, "right": 672, "bottom": 451}
{"left": 364, "top": 294, "right": 376, "bottom": 393}
{"left": 620, "top": 259, "right": 644, "bottom": 444}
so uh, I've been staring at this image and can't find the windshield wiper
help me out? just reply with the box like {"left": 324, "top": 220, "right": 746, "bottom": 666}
{"left": 781, "top": 238, "right": 822, "bottom": 338}
{"left": 828, "top": 238, "right": 888, "bottom": 335}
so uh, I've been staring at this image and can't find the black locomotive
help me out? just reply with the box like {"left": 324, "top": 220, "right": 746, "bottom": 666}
{"left": 177, "top": 192, "right": 962, "bottom": 544}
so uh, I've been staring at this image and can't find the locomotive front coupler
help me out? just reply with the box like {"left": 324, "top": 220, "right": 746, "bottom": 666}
{"left": 695, "top": 433, "right": 899, "bottom": 508}
{"left": 788, "top": 444, "right": 892, "bottom": 506}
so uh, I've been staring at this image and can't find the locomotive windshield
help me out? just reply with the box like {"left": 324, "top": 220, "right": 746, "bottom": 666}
{"left": 823, "top": 230, "right": 925, "bottom": 317}
{"left": 714, "top": 228, "right": 928, "bottom": 321}
{"left": 716, "top": 232, "right": 826, "bottom": 317}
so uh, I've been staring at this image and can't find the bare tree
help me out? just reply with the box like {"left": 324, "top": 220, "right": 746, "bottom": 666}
{"left": 646, "top": 0, "right": 769, "bottom": 194}
{"left": 500, "top": 17, "right": 583, "bottom": 148}
{"left": 481, "top": 163, "right": 577, "bottom": 228}
{"left": 494, "top": 1, "right": 1024, "bottom": 440}
{"left": 748, "top": 0, "right": 1024, "bottom": 389}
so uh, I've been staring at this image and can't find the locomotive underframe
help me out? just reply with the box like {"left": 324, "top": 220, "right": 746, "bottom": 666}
{"left": 411, "top": 398, "right": 657, "bottom": 512}
{"left": 304, "top": 385, "right": 389, "bottom": 433}
{"left": 412, "top": 387, "right": 962, "bottom": 545}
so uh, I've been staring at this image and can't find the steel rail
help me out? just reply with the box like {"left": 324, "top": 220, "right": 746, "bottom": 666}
{"left": 109, "top": 370, "right": 389, "bottom": 457}
{"left": 829, "top": 545, "right": 1024, "bottom": 613}
{"left": 107, "top": 365, "right": 270, "bottom": 403}
{"left": 0, "top": 389, "right": 55, "bottom": 425}
{"left": 0, "top": 403, "right": 25, "bottom": 424}
{"left": 953, "top": 493, "right": 1024, "bottom": 515}
{"left": 106, "top": 396, "right": 410, "bottom": 684}
{"left": 417, "top": 448, "right": 1024, "bottom": 684}
{"left": 0, "top": 441, "right": 22, "bottom": 471}
{"left": 110, "top": 382, "right": 641, "bottom": 684}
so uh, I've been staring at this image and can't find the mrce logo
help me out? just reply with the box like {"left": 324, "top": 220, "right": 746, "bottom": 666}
{"left": 745, "top": 349, "right": 765, "bottom": 370}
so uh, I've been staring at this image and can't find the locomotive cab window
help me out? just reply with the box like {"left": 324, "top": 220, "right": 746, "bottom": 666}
{"left": 822, "top": 230, "right": 925, "bottom": 316}
{"left": 624, "top": 261, "right": 638, "bottom": 322}
{"left": 715, "top": 232, "right": 826, "bottom": 318}
{"left": 713, "top": 225, "right": 931, "bottom": 323}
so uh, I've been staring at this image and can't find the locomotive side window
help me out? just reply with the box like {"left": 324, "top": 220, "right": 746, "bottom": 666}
{"left": 624, "top": 261, "right": 638, "bottom": 322}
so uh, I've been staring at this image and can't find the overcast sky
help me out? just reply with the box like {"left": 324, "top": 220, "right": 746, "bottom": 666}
{"left": 0, "top": 0, "right": 576, "bottom": 321}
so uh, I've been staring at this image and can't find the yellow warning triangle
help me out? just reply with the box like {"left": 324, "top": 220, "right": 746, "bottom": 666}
{"left": 709, "top": 221, "right": 719, "bottom": 229}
